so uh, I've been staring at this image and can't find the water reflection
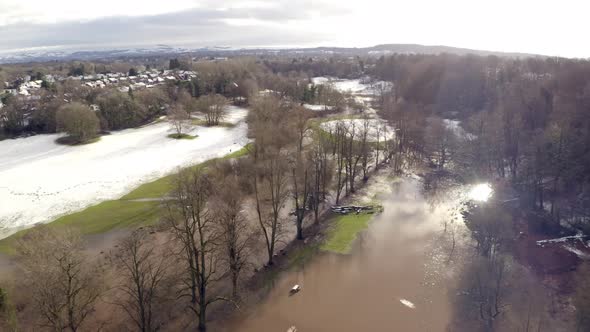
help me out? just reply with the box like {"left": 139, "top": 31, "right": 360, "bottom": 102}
{"left": 467, "top": 183, "right": 492, "bottom": 202}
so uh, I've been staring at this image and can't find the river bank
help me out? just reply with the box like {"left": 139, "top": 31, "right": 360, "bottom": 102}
{"left": 212, "top": 167, "right": 471, "bottom": 331}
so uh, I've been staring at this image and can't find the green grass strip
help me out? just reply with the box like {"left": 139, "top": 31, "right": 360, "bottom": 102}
{"left": 321, "top": 212, "right": 375, "bottom": 254}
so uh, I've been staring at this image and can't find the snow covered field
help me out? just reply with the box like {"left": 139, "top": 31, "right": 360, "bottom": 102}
{"left": 0, "top": 107, "right": 249, "bottom": 238}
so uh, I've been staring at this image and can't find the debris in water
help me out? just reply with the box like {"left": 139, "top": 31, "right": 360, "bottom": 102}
{"left": 287, "top": 326, "right": 297, "bottom": 332}
{"left": 331, "top": 205, "right": 374, "bottom": 215}
{"left": 536, "top": 233, "right": 586, "bottom": 246}
{"left": 399, "top": 298, "right": 416, "bottom": 309}
{"left": 290, "top": 284, "right": 301, "bottom": 295}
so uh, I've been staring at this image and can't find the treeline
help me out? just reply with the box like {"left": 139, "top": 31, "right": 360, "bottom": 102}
{"left": 1, "top": 57, "right": 353, "bottom": 140}
{"left": 376, "top": 53, "right": 590, "bottom": 233}
{"left": 262, "top": 55, "right": 364, "bottom": 78}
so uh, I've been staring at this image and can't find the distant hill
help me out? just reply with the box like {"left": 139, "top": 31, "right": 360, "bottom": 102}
{"left": 0, "top": 43, "right": 544, "bottom": 64}
{"left": 289, "top": 44, "right": 543, "bottom": 58}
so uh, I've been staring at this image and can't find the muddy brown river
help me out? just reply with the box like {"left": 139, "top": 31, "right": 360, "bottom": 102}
{"left": 220, "top": 177, "right": 470, "bottom": 332}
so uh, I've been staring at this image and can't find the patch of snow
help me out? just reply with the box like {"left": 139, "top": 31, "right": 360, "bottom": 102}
{"left": 443, "top": 119, "right": 477, "bottom": 140}
{"left": 303, "top": 104, "right": 333, "bottom": 112}
{"left": 312, "top": 77, "right": 392, "bottom": 96}
{"left": 399, "top": 298, "right": 416, "bottom": 309}
{"left": 0, "top": 108, "right": 250, "bottom": 238}
{"left": 311, "top": 77, "right": 333, "bottom": 85}
{"left": 320, "top": 118, "right": 395, "bottom": 142}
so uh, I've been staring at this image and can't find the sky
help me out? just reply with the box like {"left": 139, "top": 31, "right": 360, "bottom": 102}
{"left": 0, "top": 0, "right": 588, "bottom": 58}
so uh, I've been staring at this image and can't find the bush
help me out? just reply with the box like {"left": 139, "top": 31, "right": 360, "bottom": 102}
{"left": 55, "top": 102, "right": 100, "bottom": 144}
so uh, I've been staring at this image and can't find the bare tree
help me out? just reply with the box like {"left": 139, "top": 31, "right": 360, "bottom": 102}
{"left": 359, "top": 115, "right": 373, "bottom": 181}
{"left": 309, "top": 132, "right": 333, "bottom": 222}
{"left": 210, "top": 161, "right": 252, "bottom": 298}
{"left": 110, "top": 230, "right": 170, "bottom": 332}
{"left": 464, "top": 204, "right": 514, "bottom": 258}
{"left": 457, "top": 255, "right": 509, "bottom": 332}
{"left": 290, "top": 153, "right": 312, "bottom": 240}
{"left": 198, "top": 94, "right": 228, "bottom": 126}
{"left": 331, "top": 121, "right": 348, "bottom": 204}
{"left": 16, "top": 226, "right": 102, "bottom": 332}
{"left": 167, "top": 105, "right": 192, "bottom": 138}
{"left": 248, "top": 96, "right": 294, "bottom": 265}
{"left": 424, "top": 117, "right": 457, "bottom": 169}
{"left": 164, "top": 168, "right": 222, "bottom": 332}
{"left": 342, "top": 120, "right": 363, "bottom": 193}
{"left": 290, "top": 106, "right": 313, "bottom": 154}
{"left": 252, "top": 150, "right": 290, "bottom": 265}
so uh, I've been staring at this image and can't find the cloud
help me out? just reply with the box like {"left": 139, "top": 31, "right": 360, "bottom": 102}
{"left": 0, "top": 2, "right": 348, "bottom": 51}
{"left": 0, "top": 0, "right": 588, "bottom": 58}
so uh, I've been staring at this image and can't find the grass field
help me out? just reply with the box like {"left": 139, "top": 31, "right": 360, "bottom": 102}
{"left": 167, "top": 133, "right": 198, "bottom": 140}
{"left": 191, "top": 119, "right": 236, "bottom": 128}
{"left": 0, "top": 144, "right": 251, "bottom": 254}
{"left": 321, "top": 211, "right": 376, "bottom": 254}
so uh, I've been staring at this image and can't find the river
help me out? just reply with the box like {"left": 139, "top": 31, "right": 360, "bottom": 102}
{"left": 220, "top": 176, "right": 470, "bottom": 332}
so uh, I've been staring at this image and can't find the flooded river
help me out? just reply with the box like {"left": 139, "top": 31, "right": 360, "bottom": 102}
{"left": 221, "top": 177, "right": 470, "bottom": 332}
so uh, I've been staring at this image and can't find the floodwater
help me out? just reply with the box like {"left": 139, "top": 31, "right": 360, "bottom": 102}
{"left": 221, "top": 177, "right": 469, "bottom": 332}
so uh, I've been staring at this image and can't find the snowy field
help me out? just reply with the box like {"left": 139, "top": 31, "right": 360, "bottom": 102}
{"left": 443, "top": 119, "right": 476, "bottom": 140}
{"left": 320, "top": 118, "right": 395, "bottom": 142}
{"left": 0, "top": 107, "right": 249, "bottom": 238}
{"left": 303, "top": 104, "right": 333, "bottom": 112}
{"left": 312, "top": 77, "right": 392, "bottom": 96}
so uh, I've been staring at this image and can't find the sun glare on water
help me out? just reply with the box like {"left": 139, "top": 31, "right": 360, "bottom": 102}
{"left": 468, "top": 183, "right": 493, "bottom": 202}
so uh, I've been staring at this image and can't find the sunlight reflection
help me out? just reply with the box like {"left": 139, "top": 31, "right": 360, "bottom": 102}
{"left": 468, "top": 183, "right": 493, "bottom": 202}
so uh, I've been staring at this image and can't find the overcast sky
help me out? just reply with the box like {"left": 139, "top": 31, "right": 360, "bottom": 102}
{"left": 0, "top": 0, "right": 587, "bottom": 58}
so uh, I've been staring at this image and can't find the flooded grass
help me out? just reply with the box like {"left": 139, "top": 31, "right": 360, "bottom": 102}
{"left": 289, "top": 243, "right": 321, "bottom": 268}
{"left": 321, "top": 212, "right": 375, "bottom": 254}
{"left": 0, "top": 200, "right": 162, "bottom": 254}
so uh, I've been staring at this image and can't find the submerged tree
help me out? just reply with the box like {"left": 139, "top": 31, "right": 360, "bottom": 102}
{"left": 165, "top": 168, "right": 223, "bottom": 331}
{"left": 210, "top": 160, "right": 253, "bottom": 298}
{"left": 111, "top": 230, "right": 170, "bottom": 332}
